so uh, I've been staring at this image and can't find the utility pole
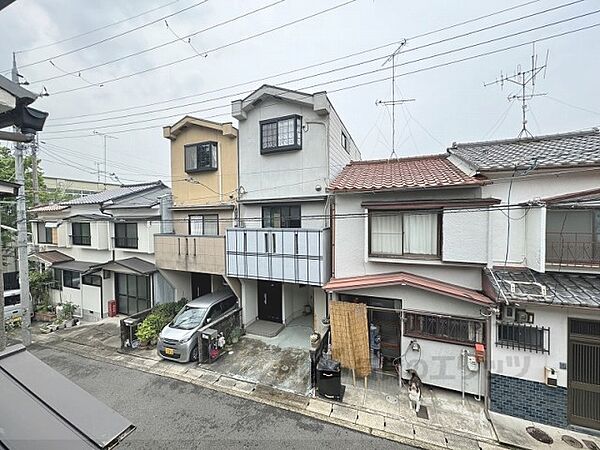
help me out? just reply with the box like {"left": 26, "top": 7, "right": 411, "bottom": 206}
{"left": 12, "top": 53, "right": 31, "bottom": 346}
{"left": 31, "top": 135, "right": 40, "bottom": 205}
{"left": 484, "top": 44, "right": 549, "bottom": 138}
{"left": 376, "top": 40, "right": 415, "bottom": 159}
{"left": 0, "top": 207, "right": 5, "bottom": 352}
{"left": 93, "top": 130, "right": 117, "bottom": 189}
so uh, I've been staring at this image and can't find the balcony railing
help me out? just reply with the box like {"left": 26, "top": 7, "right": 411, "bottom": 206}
{"left": 546, "top": 232, "right": 600, "bottom": 267}
{"left": 154, "top": 234, "right": 225, "bottom": 275}
{"left": 112, "top": 236, "right": 139, "bottom": 249}
{"left": 226, "top": 228, "right": 330, "bottom": 286}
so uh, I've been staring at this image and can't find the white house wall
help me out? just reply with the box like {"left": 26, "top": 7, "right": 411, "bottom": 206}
{"left": 491, "top": 305, "right": 600, "bottom": 388}
{"left": 442, "top": 209, "right": 489, "bottom": 264}
{"left": 327, "top": 104, "right": 361, "bottom": 180}
{"left": 524, "top": 206, "right": 546, "bottom": 272}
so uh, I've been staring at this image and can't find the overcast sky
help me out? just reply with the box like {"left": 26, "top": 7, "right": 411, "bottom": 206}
{"left": 1, "top": 0, "right": 599, "bottom": 185}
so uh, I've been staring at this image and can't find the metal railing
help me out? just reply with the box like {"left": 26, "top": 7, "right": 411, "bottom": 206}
{"left": 546, "top": 232, "right": 600, "bottom": 267}
{"left": 69, "top": 234, "right": 91, "bottom": 246}
{"left": 496, "top": 322, "right": 550, "bottom": 354}
{"left": 113, "top": 236, "right": 139, "bottom": 249}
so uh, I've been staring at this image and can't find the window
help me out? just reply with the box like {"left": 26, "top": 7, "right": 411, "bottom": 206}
{"left": 262, "top": 205, "right": 301, "bottom": 228}
{"left": 82, "top": 274, "right": 102, "bottom": 287}
{"left": 63, "top": 270, "right": 80, "bottom": 289}
{"left": 260, "top": 115, "right": 302, "bottom": 153}
{"left": 496, "top": 322, "right": 550, "bottom": 353}
{"left": 52, "top": 269, "right": 62, "bottom": 290}
{"left": 341, "top": 131, "right": 348, "bottom": 153}
{"left": 114, "top": 223, "right": 138, "bottom": 249}
{"left": 71, "top": 222, "right": 91, "bottom": 246}
{"left": 189, "top": 214, "right": 219, "bottom": 236}
{"left": 5, "top": 294, "right": 20, "bottom": 307}
{"left": 36, "top": 222, "right": 54, "bottom": 244}
{"left": 405, "top": 312, "right": 484, "bottom": 345}
{"left": 184, "top": 141, "right": 218, "bottom": 172}
{"left": 369, "top": 211, "right": 440, "bottom": 257}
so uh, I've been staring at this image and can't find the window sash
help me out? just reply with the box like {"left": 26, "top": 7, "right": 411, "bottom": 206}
{"left": 369, "top": 211, "right": 439, "bottom": 257}
{"left": 72, "top": 222, "right": 91, "bottom": 246}
{"left": 262, "top": 205, "right": 301, "bottom": 228}
{"left": 184, "top": 142, "right": 217, "bottom": 172}
{"left": 189, "top": 214, "right": 219, "bottom": 236}
{"left": 37, "top": 222, "right": 54, "bottom": 244}
{"left": 82, "top": 274, "right": 102, "bottom": 286}
{"left": 405, "top": 312, "right": 484, "bottom": 345}
{"left": 260, "top": 115, "right": 302, "bottom": 152}
{"left": 63, "top": 270, "right": 80, "bottom": 290}
{"left": 114, "top": 223, "right": 138, "bottom": 249}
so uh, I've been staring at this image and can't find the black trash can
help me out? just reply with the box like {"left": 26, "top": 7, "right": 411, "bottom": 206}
{"left": 316, "top": 357, "right": 344, "bottom": 401}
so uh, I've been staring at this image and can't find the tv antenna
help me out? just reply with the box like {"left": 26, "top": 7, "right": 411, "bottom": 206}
{"left": 484, "top": 44, "right": 549, "bottom": 138}
{"left": 376, "top": 39, "right": 415, "bottom": 158}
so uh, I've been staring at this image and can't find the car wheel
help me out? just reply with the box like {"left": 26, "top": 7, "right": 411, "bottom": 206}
{"left": 190, "top": 345, "right": 199, "bottom": 362}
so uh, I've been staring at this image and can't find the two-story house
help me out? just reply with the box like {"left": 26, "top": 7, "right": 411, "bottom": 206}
{"left": 155, "top": 116, "right": 240, "bottom": 301}
{"left": 30, "top": 181, "right": 171, "bottom": 321}
{"left": 448, "top": 129, "right": 600, "bottom": 431}
{"left": 326, "top": 155, "right": 497, "bottom": 397}
{"left": 226, "top": 85, "right": 360, "bottom": 337}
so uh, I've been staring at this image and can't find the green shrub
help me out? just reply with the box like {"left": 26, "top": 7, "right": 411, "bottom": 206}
{"left": 135, "top": 298, "right": 188, "bottom": 345}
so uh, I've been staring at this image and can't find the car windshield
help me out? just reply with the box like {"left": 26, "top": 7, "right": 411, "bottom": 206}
{"left": 170, "top": 306, "right": 208, "bottom": 330}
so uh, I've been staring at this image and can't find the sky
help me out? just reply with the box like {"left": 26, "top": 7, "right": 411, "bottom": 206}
{"left": 1, "top": 0, "right": 599, "bottom": 186}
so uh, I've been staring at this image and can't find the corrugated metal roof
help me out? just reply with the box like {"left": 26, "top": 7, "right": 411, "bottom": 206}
{"left": 91, "top": 257, "right": 156, "bottom": 275}
{"left": 52, "top": 260, "right": 98, "bottom": 273}
{"left": 485, "top": 268, "right": 600, "bottom": 308}
{"left": 324, "top": 271, "right": 492, "bottom": 305}
{"left": 448, "top": 128, "right": 600, "bottom": 172}
{"left": 62, "top": 182, "right": 165, "bottom": 205}
{"left": 328, "top": 155, "right": 484, "bottom": 192}
{"left": 0, "top": 345, "right": 134, "bottom": 449}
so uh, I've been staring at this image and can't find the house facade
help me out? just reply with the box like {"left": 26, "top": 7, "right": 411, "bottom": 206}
{"left": 154, "top": 116, "right": 240, "bottom": 302}
{"left": 326, "top": 155, "right": 496, "bottom": 396}
{"left": 448, "top": 129, "right": 600, "bottom": 430}
{"left": 30, "top": 182, "right": 171, "bottom": 321}
{"left": 226, "top": 85, "right": 360, "bottom": 334}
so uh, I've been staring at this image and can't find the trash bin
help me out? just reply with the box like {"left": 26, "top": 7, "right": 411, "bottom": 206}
{"left": 108, "top": 300, "right": 117, "bottom": 317}
{"left": 316, "top": 356, "right": 344, "bottom": 401}
{"left": 123, "top": 316, "right": 142, "bottom": 348}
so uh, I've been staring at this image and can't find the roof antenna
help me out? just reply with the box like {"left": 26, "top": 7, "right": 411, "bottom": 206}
{"left": 376, "top": 39, "right": 415, "bottom": 159}
{"left": 484, "top": 43, "right": 549, "bottom": 139}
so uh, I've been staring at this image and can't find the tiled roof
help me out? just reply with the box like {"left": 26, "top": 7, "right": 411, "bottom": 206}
{"left": 31, "top": 250, "right": 73, "bottom": 265}
{"left": 62, "top": 182, "right": 164, "bottom": 206}
{"left": 485, "top": 268, "right": 600, "bottom": 308}
{"left": 91, "top": 257, "right": 156, "bottom": 275}
{"left": 324, "top": 272, "right": 493, "bottom": 305}
{"left": 29, "top": 204, "right": 69, "bottom": 213}
{"left": 448, "top": 128, "right": 600, "bottom": 172}
{"left": 328, "top": 155, "right": 484, "bottom": 192}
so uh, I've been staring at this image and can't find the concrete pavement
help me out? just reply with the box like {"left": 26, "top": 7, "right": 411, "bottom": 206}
{"left": 31, "top": 345, "right": 414, "bottom": 450}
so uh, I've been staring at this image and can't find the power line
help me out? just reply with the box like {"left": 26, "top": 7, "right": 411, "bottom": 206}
{"left": 45, "top": 0, "right": 546, "bottom": 122}
{"left": 15, "top": 0, "right": 181, "bottom": 55}
{"left": 42, "top": 13, "right": 600, "bottom": 136}
{"left": 9, "top": 0, "right": 211, "bottom": 71}
{"left": 31, "top": 0, "right": 287, "bottom": 85}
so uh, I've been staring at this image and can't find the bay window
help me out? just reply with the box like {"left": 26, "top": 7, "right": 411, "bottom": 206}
{"left": 260, "top": 115, "right": 302, "bottom": 153}
{"left": 369, "top": 210, "right": 440, "bottom": 258}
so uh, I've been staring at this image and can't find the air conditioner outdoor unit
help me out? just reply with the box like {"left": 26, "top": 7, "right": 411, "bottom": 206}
{"left": 502, "top": 305, "right": 515, "bottom": 322}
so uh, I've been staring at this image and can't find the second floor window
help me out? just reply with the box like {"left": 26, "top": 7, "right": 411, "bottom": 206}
{"left": 115, "top": 223, "right": 138, "bottom": 249}
{"left": 37, "top": 222, "right": 54, "bottom": 244}
{"left": 189, "top": 214, "right": 219, "bottom": 236}
{"left": 262, "top": 205, "right": 301, "bottom": 228}
{"left": 260, "top": 115, "right": 302, "bottom": 153}
{"left": 369, "top": 211, "right": 440, "bottom": 258}
{"left": 63, "top": 270, "right": 80, "bottom": 289}
{"left": 185, "top": 141, "right": 218, "bottom": 172}
{"left": 341, "top": 131, "right": 348, "bottom": 153}
{"left": 72, "top": 222, "right": 91, "bottom": 246}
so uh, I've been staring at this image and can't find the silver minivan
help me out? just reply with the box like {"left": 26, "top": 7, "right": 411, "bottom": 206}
{"left": 157, "top": 289, "right": 237, "bottom": 363}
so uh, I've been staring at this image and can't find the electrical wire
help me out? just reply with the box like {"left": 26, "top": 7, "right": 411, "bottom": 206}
{"left": 42, "top": 17, "right": 600, "bottom": 137}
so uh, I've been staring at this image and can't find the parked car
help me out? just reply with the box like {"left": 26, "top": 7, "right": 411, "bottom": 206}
{"left": 157, "top": 289, "right": 238, "bottom": 363}
{"left": 3, "top": 288, "right": 22, "bottom": 324}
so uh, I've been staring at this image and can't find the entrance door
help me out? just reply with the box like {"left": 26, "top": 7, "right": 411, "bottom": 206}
{"left": 191, "top": 273, "right": 211, "bottom": 299}
{"left": 115, "top": 273, "right": 151, "bottom": 315}
{"left": 257, "top": 281, "right": 282, "bottom": 323}
{"left": 568, "top": 318, "right": 600, "bottom": 430}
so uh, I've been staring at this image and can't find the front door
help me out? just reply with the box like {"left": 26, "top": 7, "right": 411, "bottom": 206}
{"left": 257, "top": 281, "right": 282, "bottom": 323}
{"left": 568, "top": 318, "right": 600, "bottom": 430}
{"left": 115, "top": 273, "right": 151, "bottom": 315}
{"left": 191, "top": 273, "right": 211, "bottom": 299}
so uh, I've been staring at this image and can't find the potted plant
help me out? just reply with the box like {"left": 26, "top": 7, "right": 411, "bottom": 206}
{"left": 59, "top": 302, "right": 77, "bottom": 326}
{"left": 228, "top": 327, "right": 242, "bottom": 345}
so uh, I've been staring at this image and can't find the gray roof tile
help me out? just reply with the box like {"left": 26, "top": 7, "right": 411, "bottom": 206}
{"left": 62, "top": 182, "right": 165, "bottom": 206}
{"left": 448, "top": 129, "right": 600, "bottom": 171}
{"left": 486, "top": 268, "right": 600, "bottom": 308}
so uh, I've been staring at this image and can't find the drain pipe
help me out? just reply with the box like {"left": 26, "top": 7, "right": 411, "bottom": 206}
{"left": 474, "top": 362, "right": 482, "bottom": 402}
{"left": 461, "top": 349, "right": 468, "bottom": 404}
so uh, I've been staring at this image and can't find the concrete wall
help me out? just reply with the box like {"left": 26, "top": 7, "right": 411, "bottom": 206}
{"left": 157, "top": 269, "right": 192, "bottom": 303}
{"left": 168, "top": 122, "right": 238, "bottom": 207}
{"left": 337, "top": 285, "right": 487, "bottom": 396}
{"left": 81, "top": 284, "right": 102, "bottom": 321}
{"left": 240, "top": 278, "right": 258, "bottom": 326}
{"left": 282, "top": 283, "right": 312, "bottom": 324}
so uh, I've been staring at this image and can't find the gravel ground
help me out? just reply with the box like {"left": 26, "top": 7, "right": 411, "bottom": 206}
{"left": 31, "top": 346, "right": 418, "bottom": 450}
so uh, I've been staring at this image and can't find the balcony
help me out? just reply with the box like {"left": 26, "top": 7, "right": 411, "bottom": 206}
{"left": 154, "top": 234, "right": 226, "bottom": 275}
{"left": 546, "top": 232, "right": 600, "bottom": 268}
{"left": 226, "top": 228, "right": 330, "bottom": 286}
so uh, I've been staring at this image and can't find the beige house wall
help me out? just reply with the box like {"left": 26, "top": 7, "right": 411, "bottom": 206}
{"left": 166, "top": 119, "right": 238, "bottom": 207}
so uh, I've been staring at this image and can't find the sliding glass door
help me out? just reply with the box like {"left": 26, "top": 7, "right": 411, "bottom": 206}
{"left": 115, "top": 273, "right": 151, "bottom": 315}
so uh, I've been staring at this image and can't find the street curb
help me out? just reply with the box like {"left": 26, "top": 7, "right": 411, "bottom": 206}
{"left": 37, "top": 340, "right": 510, "bottom": 450}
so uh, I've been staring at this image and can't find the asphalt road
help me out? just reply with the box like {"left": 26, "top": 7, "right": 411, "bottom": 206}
{"left": 31, "top": 346, "right": 419, "bottom": 450}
